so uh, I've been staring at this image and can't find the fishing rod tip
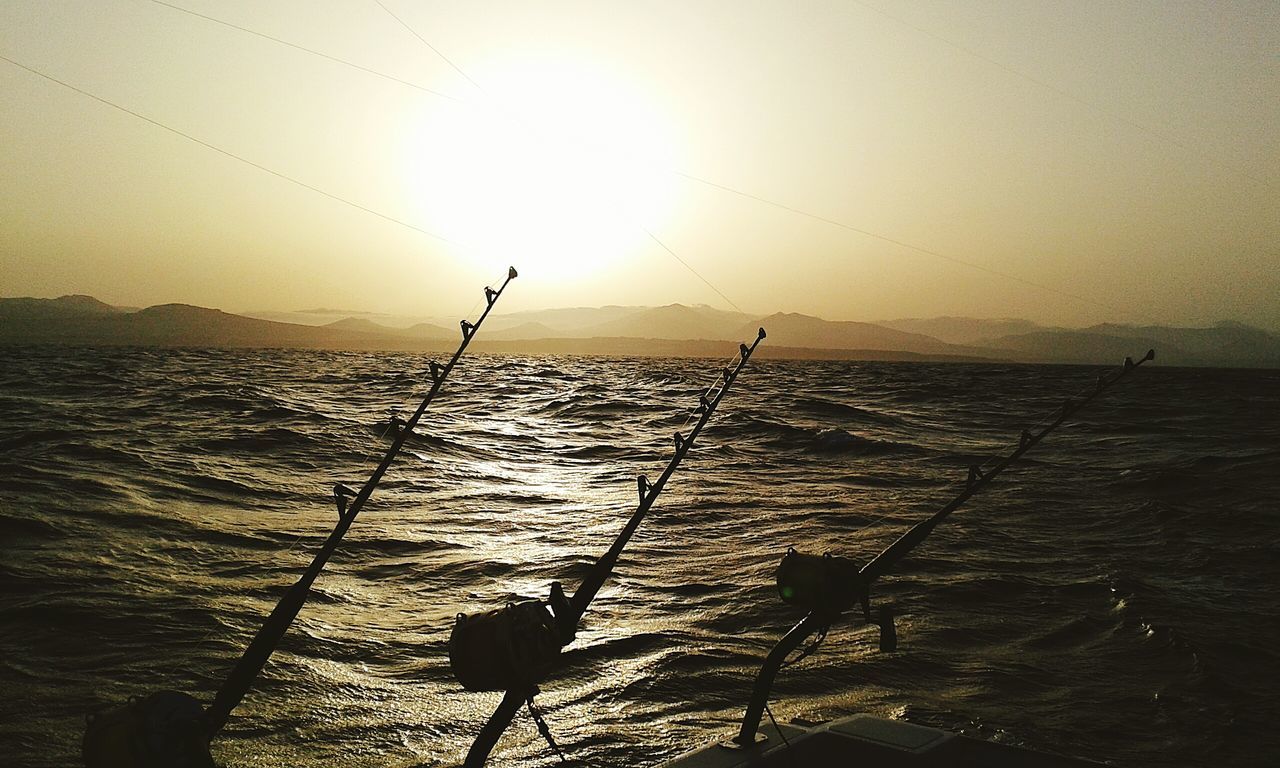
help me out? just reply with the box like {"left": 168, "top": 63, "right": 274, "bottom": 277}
{"left": 1144, "top": 348, "right": 1155, "bottom": 361}
{"left": 508, "top": 266, "right": 518, "bottom": 280}
{"left": 757, "top": 327, "right": 767, "bottom": 340}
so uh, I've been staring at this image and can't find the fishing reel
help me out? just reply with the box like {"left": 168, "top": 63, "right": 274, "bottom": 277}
{"left": 775, "top": 548, "right": 896, "bottom": 651}
{"left": 449, "top": 582, "right": 575, "bottom": 692}
{"left": 83, "top": 690, "right": 214, "bottom": 768}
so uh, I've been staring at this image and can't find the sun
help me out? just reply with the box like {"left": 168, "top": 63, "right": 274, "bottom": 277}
{"left": 400, "top": 55, "right": 679, "bottom": 280}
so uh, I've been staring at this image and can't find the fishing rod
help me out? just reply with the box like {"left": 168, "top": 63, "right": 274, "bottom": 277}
{"left": 83, "top": 268, "right": 518, "bottom": 768}
{"left": 452, "top": 328, "right": 768, "bottom": 767}
{"left": 729, "top": 349, "right": 1155, "bottom": 748}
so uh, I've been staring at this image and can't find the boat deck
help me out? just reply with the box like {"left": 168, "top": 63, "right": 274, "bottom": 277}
{"left": 665, "top": 714, "right": 1101, "bottom": 767}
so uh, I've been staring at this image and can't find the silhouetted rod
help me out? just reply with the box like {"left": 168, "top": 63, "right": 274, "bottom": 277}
{"left": 732, "top": 349, "right": 1155, "bottom": 747}
{"left": 859, "top": 348, "right": 1153, "bottom": 583}
{"left": 203, "top": 267, "right": 517, "bottom": 738}
{"left": 565, "top": 328, "right": 767, "bottom": 628}
{"left": 465, "top": 687, "right": 533, "bottom": 767}
{"left": 461, "top": 328, "right": 766, "bottom": 768}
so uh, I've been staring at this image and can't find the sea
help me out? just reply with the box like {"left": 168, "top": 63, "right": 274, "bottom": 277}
{"left": 1, "top": 345, "right": 1277, "bottom": 767}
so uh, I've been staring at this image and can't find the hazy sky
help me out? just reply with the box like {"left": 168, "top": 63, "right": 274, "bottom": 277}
{"left": 3, "top": 1, "right": 1277, "bottom": 329}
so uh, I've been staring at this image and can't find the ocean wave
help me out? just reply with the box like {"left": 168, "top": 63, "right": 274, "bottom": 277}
{"left": 342, "top": 535, "right": 452, "bottom": 558}
{"left": 0, "top": 428, "right": 79, "bottom": 453}
{"left": 0, "top": 512, "right": 67, "bottom": 540}
{"left": 1024, "top": 614, "right": 1114, "bottom": 650}
{"left": 725, "top": 414, "right": 922, "bottom": 456}
{"left": 810, "top": 427, "right": 915, "bottom": 455}
{"left": 792, "top": 396, "right": 904, "bottom": 425}
{"left": 0, "top": 348, "right": 1274, "bottom": 768}
{"left": 197, "top": 428, "right": 327, "bottom": 453}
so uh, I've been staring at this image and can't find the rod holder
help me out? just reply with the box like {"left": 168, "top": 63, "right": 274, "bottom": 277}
{"left": 878, "top": 606, "right": 897, "bottom": 652}
{"left": 729, "top": 613, "right": 827, "bottom": 749}
{"left": 731, "top": 346, "right": 1155, "bottom": 756}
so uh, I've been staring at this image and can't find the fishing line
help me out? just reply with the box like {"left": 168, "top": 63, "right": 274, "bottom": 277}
{"left": 780, "top": 624, "right": 829, "bottom": 669}
{"left": 141, "top": 0, "right": 523, "bottom": 321}
{"left": 763, "top": 702, "right": 793, "bottom": 751}
{"left": 366, "top": 0, "right": 1145, "bottom": 322}
{"left": 843, "top": 356, "right": 1149, "bottom": 558}
{"left": 148, "top": 0, "right": 749, "bottom": 313}
{"left": 369, "top": 0, "right": 751, "bottom": 315}
{"left": 187, "top": 396, "right": 392, "bottom": 659}
{"left": 4, "top": 52, "right": 549, "bottom": 575}
{"left": 189, "top": 266, "right": 510, "bottom": 664}
{"left": 849, "top": 0, "right": 1271, "bottom": 190}
{"left": 672, "top": 171, "right": 1133, "bottom": 321}
{"left": 370, "top": 0, "right": 486, "bottom": 95}
{"left": 971, "top": 360, "right": 1133, "bottom": 478}
{"left": 143, "top": 0, "right": 462, "bottom": 102}
{"left": 373, "top": 263, "right": 513, "bottom": 469}
{"left": 450, "top": 332, "right": 765, "bottom": 765}
{"left": 0, "top": 55, "right": 462, "bottom": 250}
{"left": 679, "top": 347, "right": 754, "bottom": 432}
{"left": 133, "top": 0, "right": 1142, "bottom": 323}
{"left": 644, "top": 229, "right": 746, "bottom": 315}
{"left": 7, "top": 9, "right": 1173, "bottom": 509}
{"left": 339, "top": 264, "right": 512, "bottom": 527}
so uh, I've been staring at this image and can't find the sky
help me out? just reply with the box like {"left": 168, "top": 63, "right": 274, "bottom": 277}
{"left": 2, "top": 1, "right": 1277, "bottom": 330}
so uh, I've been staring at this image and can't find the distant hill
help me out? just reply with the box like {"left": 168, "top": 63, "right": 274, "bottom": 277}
{"left": 321, "top": 316, "right": 454, "bottom": 340}
{"left": 0, "top": 294, "right": 124, "bottom": 320}
{"left": 878, "top": 316, "right": 1045, "bottom": 346}
{"left": 243, "top": 304, "right": 654, "bottom": 336}
{"left": 736, "top": 312, "right": 986, "bottom": 356}
{"left": 399, "top": 322, "right": 455, "bottom": 341}
{"left": 489, "top": 305, "right": 647, "bottom": 333}
{"left": 0, "top": 300, "right": 434, "bottom": 350}
{"left": 1090, "top": 322, "right": 1280, "bottom": 365}
{"left": 323, "top": 317, "right": 391, "bottom": 334}
{"left": 462, "top": 336, "right": 993, "bottom": 362}
{"left": 243, "top": 308, "right": 410, "bottom": 329}
{"left": 483, "top": 322, "right": 568, "bottom": 341}
{"left": 983, "top": 329, "right": 1163, "bottom": 365}
{"left": 988, "top": 322, "right": 1280, "bottom": 367}
{"left": 3, "top": 295, "right": 1276, "bottom": 367}
{"left": 583, "top": 304, "right": 749, "bottom": 341}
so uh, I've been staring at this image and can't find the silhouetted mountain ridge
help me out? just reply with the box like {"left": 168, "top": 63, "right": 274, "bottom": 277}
{"left": 584, "top": 304, "right": 749, "bottom": 341}
{"left": 878, "top": 316, "right": 1044, "bottom": 346}
{"left": 741, "top": 312, "right": 973, "bottom": 355}
{"left": 0, "top": 294, "right": 123, "bottom": 320}
{"left": 2, "top": 296, "right": 1275, "bottom": 367}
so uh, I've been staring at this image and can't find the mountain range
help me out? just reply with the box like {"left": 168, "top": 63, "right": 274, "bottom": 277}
{"left": 3, "top": 295, "right": 1278, "bottom": 368}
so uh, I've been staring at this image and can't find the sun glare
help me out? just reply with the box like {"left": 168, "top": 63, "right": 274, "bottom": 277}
{"left": 401, "top": 56, "right": 678, "bottom": 280}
